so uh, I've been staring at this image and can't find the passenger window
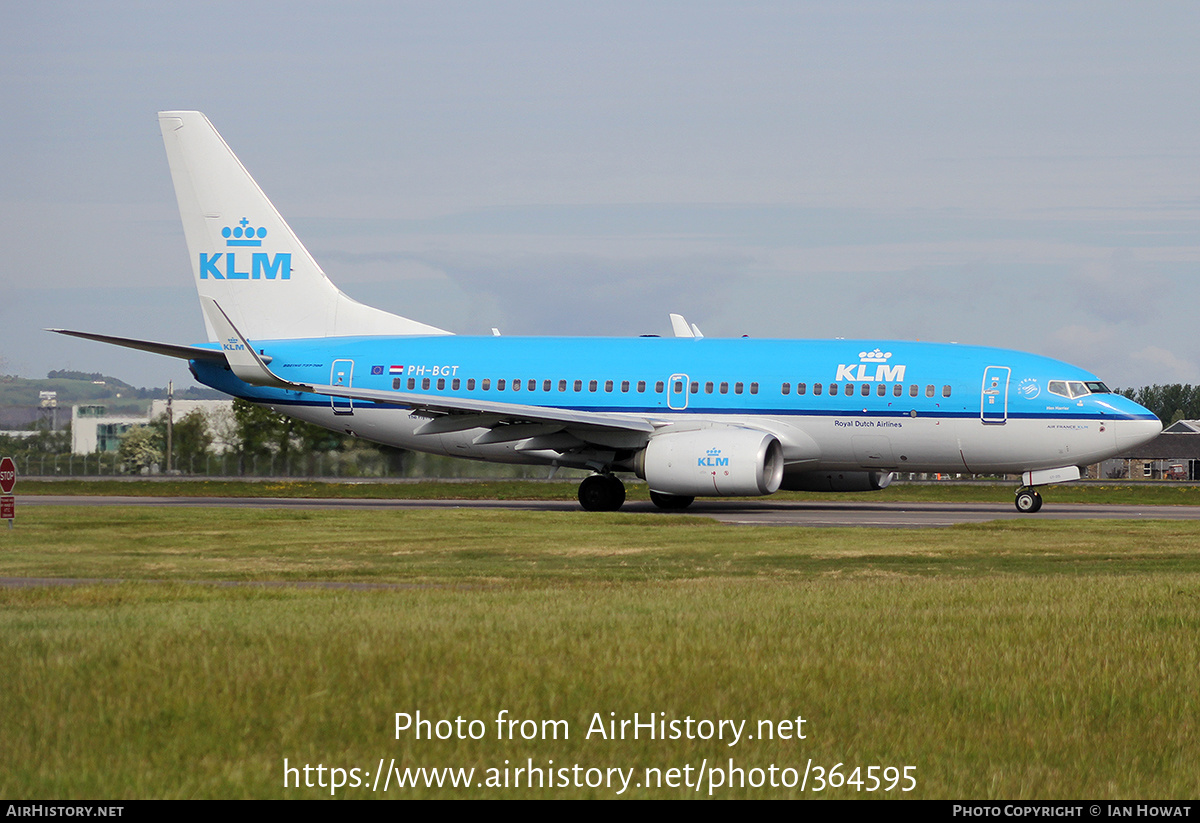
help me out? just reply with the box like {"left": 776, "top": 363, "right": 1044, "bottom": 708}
{"left": 452, "top": 378, "right": 460, "bottom": 390}
{"left": 781, "top": 382, "right": 791, "bottom": 395}
{"left": 574, "top": 380, "right": 582, "bottom": 392}
{"left": 557, "top": 379, "right": 566, "bottom": 392}
{"left": 528, "top": 379, "right": 536, "bottom": 391}
{"left": 735, "top": 382, "right": 743, "bottom": 394}
{"left": 925, "top": 385, "right": 934, "bottom": 397}
{"left": 621, "top": 380, "right": 629, "bottom": 392}
{"left": 482, "top": 379, "right": 491, "bottom": 391}
{"left": 877, "top": 384, "right": 886, "bottom": 396}
{"left": 893, "top": 384, "right": 902, "bottom": 397}
{"left": 705, "top": 382, "right": 714, "bottom": 394}
{"left": 637, "top": 381, "right": 646, "bottom": 393}
{"left": 589, "top": 380, "right": 598, "bottom": 392}
{"left": 797, "top": 383, "right": 806, "bottom": 395}
{"left": 814, "top": 383, "right": 823, "bottom": 396}
{"left": 497, "top": 379, "right": 506, "bottom": 391}
{"left": 437, "top": 378, "right": 445, "bottom": 390}
{"left": 605, "top": 380, "right": 613, "bottom": 392}
{"left": 861, "top": 384, "right": 870, "bottom": 397}
{"left": 750, "top": 382, "right": 758, "bottom": 395}
{"left": 909, "top": 385, "right": 918, "bottom": 397}
{"left": 720, "top": 382, "right": 729, "bottom": 394}
{"left": 393, "top": 378, "right": 401, "bottom": 390}
{"left": 422, "top": 377, "right": 431, "bottom": 390}
{"left": 512, "top": 379, "right": 520, "bottom": 391}
{"left": 467, "top": 379, "right": 476, "bottom": 390}
{"left": 690, "top": 381, "right": 699, "bottom": 393}
{"left": 656, "top": 381, "right": 665, "bottom": 393}
{"left": 943, "top": 385, "right": 951, "bottom": 397}
{"left": 407, "top": 378, "right": 416, "bottom": 390}
{"left": 846, "top": 384, "right": 855, "bottom": 396}
{"left": 674, "top": 380, "right": 683, "bottom": 393}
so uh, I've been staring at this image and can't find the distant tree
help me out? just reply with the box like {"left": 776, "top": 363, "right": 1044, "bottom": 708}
{"left": 46, "top": 370, "right": 132, "bottom": 388}
{"left": 231, "top": 398, "right": 353, "bottom": 473}
{"left": 1117, "top": 384, "right": 1200, "bottom": 425}
{"left": 117, "top": 426, "right": 162, "bottom": 474}
{"left": 151, "top": 409, "right": 213, "bottom": 472}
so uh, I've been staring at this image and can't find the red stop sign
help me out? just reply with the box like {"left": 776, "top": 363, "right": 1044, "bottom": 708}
{"left": 0, "top": 457, "right": 14, "bottom": 494}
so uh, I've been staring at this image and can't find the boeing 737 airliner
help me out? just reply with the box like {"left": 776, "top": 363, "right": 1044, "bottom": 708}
{"left": 54, "top": 112, "right": 1162, "bottom": 512}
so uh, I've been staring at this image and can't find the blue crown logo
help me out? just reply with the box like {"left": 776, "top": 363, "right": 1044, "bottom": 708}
{"left": 706, "top": 448, "right": 721, "bottom": 456}
{"left": 222, "top": 218, "right": 267, "bottom": 247}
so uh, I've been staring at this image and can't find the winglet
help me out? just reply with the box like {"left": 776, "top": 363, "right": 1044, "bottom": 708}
{"left": 200, "top": 296, "right": 310, "bottom": 391}
{"left": 669, "top": 313, "right": 694, "bottom": 338}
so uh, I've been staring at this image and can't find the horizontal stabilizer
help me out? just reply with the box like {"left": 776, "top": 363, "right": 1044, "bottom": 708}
{"left": 47, "top": 329, "right": 225, "bottom": 362}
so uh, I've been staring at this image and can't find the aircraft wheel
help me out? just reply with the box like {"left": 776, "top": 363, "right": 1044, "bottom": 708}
{"left": 578, "top": 474, "right": 626, "bottom": 512}
{"left": 1015, "top": 487, "right": 1043, "bottom": 513}
{"left": 650, "top": 491, "right": 695, "bottom": 511}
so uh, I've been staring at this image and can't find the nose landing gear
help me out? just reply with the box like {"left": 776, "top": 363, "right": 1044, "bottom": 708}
{"left": 1014, "top": 487, "right": 1043, "bottom": 513}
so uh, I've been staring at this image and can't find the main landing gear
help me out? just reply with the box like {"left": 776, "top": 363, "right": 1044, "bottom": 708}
{"left": 578, "top": 474, "right": 626, "bottom": 511}
{"left": 1014, "top": 486, "right": 1043, "bottom": 513}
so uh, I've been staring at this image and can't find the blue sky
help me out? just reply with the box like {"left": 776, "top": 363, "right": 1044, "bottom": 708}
{"left": 3, "top": 1, "right": 1198, "bottom": 389}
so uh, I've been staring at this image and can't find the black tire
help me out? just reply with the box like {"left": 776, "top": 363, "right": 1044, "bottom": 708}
{"left": 650, "top": 490, "right": 695, "bottom": 510}
{"left": 1015, "top": 488, "right": 1042, "bottom": 513}
{"left": 578, "top": 474, "right": 625, "bottom": 511}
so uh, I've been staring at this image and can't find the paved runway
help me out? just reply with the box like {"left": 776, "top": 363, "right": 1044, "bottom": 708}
{"left": 23, "top": 495, "right": 1200, "bottom": 528}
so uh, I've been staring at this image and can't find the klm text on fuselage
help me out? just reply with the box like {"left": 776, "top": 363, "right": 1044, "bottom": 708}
{"left": 835, "top": 364, "right": 906, "bottom": 382}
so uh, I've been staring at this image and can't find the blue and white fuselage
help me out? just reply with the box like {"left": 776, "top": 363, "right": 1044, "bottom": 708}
{"left": 55, "top": 112, "right": 1161, "bottom": 512}
{"left": 189, "top": 333, "right": 1158, "bottom": 487}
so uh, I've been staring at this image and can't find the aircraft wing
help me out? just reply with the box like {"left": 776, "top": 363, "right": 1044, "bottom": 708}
{"left": 202, "top": 298, "right": 658, "bottom": 441}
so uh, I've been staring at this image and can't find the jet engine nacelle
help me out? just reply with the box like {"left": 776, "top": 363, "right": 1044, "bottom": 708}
{"left": 635, "top": 427, "right": 784, "bottom": 496}
{"left": 781, "top": 470, "right": 894, "bottom": 493}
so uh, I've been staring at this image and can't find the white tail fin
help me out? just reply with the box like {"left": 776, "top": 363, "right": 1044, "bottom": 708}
{"left": 158, "top": 111, "right": 450, "bottom": 342}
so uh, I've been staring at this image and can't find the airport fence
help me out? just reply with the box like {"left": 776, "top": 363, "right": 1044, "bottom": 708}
{"left": 9, "top": 451, "right": 571, "bottom": 480}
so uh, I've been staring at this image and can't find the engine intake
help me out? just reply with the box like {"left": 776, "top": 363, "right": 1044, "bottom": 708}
{"left": 636, "top": 427, "right": 784, "bottom": 496}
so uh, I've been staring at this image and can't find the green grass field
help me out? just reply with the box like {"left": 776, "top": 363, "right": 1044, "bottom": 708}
{"left": 3, "top": 506, "right": 1199, "bottom": 798}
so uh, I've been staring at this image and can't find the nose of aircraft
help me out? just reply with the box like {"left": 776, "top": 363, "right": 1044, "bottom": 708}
{"left": 1113, "top": 415, "right": 1163, "bottom": 452}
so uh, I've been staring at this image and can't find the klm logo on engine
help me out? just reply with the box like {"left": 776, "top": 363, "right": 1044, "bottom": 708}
{"left": 698, "top": 447, "right": 729, "bottom": 467}
{"left": 835, "top": 348, "right": 906, "bottom": 382}
{"left": 199, "top": 218, "right": 291, "bottom": 280}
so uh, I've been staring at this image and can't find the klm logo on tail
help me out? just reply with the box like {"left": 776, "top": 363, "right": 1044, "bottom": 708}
{"left": 200, "top": 218, "right": 291, "bottom": 280}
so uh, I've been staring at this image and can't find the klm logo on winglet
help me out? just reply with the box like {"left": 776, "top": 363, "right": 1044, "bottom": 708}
{"left": 698, "top": 447, "right": 730, "bottom": 468}
{"left": 222, "top": 336, "right": 245, "bottom": 352}
{"left": 835, "top": 348, "right": 907, "bottom": 382}
{"left": 200, "top": 217, "right": 291, "bottom": 280}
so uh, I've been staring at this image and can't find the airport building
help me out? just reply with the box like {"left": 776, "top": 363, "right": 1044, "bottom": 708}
{"left": 1111, "top": 420, "right": 1200, "bottom": 480}
{"left": 71, "top": 399, "right": 233, "bottom": 454}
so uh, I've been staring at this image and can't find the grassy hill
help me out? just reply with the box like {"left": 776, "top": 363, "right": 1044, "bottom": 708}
{"left": 0, "top": 372, "right": 224, "bottom": 425}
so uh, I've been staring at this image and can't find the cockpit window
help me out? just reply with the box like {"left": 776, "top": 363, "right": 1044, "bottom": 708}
{"left": 1085, "top": 381, "right": 1110, "bottom": 394}
{"left": 1048, "top": 380, "right": 1094, "bottom": 399}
